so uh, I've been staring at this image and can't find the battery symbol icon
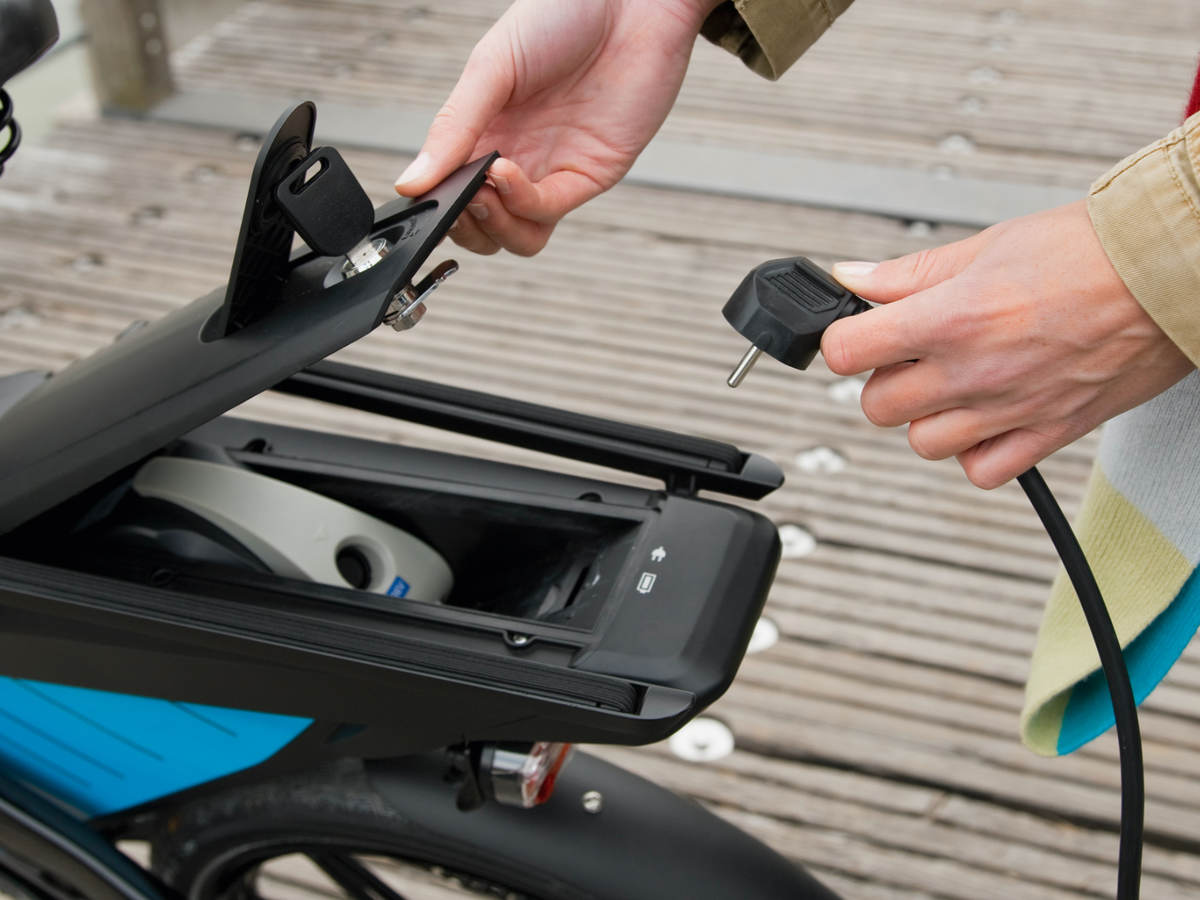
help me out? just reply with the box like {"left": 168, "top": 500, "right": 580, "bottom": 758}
{"left": 636, "top": 572, "right": 657, "bottom": 594}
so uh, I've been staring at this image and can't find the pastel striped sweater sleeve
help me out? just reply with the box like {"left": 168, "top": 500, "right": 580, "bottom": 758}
{"left": 1021, "top": 373, "right": 1200, "bottom": 754}
{"left": 1021, "top": 80, "right": 1200, "bottom": 756}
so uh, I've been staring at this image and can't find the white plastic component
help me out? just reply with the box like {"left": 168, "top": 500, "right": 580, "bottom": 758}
{"left": 132, "top": 457, "right": 453, "bottom": 602}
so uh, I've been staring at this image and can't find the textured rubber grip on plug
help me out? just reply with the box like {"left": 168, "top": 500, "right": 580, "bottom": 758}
{"left": 722, "top": 257, "right": 870, "bottom": 370}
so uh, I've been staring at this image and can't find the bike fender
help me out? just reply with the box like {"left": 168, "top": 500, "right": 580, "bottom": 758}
{"left": 366, "top": 751, "right": 839, "bottom": 900}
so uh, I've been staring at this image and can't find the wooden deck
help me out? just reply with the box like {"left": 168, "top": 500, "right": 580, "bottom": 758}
{"left": 3, "top": 0, "right": 1200, "bottom": 897}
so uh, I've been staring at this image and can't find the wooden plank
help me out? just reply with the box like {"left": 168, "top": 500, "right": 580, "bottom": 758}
{"left": 717, "top": 679, "right": 1200, "bottom": 809}
{"left": 711, "top": 692, "right": 1200, "bottom": 841}
{"left": 734, "top": 651, "right": 1200, "bottom": 787}
{"left": 755, "top": 637, "right": 1200, "bottom": 758}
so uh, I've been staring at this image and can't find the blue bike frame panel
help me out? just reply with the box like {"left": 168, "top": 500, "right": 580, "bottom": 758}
{"left": 0, "top": 678, "right": 311, "bottom": 816}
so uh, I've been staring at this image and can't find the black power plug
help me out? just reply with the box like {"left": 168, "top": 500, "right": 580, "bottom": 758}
{"left": 722, "top": 257, "right": 870, "bottom": 387}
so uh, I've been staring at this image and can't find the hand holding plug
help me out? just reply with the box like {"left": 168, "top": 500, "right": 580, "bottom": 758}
{"left": 723, "top": 201, "right": 1193, "bottom": 489}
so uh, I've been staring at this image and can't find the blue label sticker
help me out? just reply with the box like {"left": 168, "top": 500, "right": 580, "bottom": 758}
{"left": 387, "top": 576, "right": 410, "bottom": 598}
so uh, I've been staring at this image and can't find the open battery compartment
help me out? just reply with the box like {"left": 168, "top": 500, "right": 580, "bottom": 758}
{"left": 0, "top": 362, "right": 785, "bottom": 746}
{"left": 0, "top": 460, "right": 661, "bottom": 731}
{"left": 231, "top": 449, "right": 647, "bottom": 630}
{"left": 1, "top": 422, "right": 652, "bottom": 647}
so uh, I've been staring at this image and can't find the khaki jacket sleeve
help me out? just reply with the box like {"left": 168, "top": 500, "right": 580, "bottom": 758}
{"left": 1088, "top": 110, "right": 1200, "bottom": 366}
{"left": 701, "top": 0, "right": 855, "bottom": 81}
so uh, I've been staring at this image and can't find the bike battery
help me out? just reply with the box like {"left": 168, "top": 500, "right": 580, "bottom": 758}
{"left": 0, "top": 103, "right": 784, "bottom": 758}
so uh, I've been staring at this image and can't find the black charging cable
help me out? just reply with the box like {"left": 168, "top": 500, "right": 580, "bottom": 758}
{"left": 722, "top": 257, "right": 1144, "bottom": 899}
{"left": 0, "top": 90, "right": 20, "bottom": 178}
{"left": 1018, "top": 466, "right": 1142, "bottom": 899}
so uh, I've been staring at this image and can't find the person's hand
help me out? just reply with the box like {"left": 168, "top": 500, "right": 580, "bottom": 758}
{"left": 393, "top": 0, "right": 720, "bottom": 256}
{"left": 821, "top": 199, "right": 1194, "bottom": 489}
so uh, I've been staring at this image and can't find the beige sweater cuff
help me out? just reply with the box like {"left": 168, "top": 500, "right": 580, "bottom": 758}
{"left": 1087, "top": 111, "right": 1200, "bottom": 367}
{"left": 700, "top": 0, "right": 853, "bottom": 81}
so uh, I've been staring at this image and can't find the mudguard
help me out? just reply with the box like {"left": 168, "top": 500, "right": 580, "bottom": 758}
{"left": 367, "top": 750, "right": 839, "bottom": 900}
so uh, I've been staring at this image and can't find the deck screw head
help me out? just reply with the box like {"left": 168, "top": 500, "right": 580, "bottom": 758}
{"left": 582, "top": 790, "right": 604, "bottom": 814}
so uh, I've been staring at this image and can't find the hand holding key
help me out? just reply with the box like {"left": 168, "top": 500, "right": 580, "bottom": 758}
{"left": 393, "top": 0, "right": 722, "bottom": 257}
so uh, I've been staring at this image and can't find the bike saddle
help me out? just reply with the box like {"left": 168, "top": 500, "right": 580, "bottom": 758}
{"left": 0, "top": 0, "right": 58, "bottom": 87}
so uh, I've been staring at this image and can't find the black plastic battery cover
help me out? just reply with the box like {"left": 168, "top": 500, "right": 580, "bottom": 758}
{"left": 0, "top": 144, "right": 495, "bottom": 534}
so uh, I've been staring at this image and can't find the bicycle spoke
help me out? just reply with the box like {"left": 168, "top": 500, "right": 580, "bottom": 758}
{"left": 308, "top": 852, "right": 410, "bottom": 900}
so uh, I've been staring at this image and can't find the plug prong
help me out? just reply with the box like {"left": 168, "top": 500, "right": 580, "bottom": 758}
{"left": 727, "top": 345, "right": 763, "bottom": 388}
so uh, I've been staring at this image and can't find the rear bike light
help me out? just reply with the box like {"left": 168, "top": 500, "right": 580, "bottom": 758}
{"left": 481, "top": 741, "right": 574, "bottom": 808}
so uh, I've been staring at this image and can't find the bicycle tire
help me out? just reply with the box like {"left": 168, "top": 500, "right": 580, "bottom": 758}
{"left": 148, "top": 762, "right": 592, "bottom": 900}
